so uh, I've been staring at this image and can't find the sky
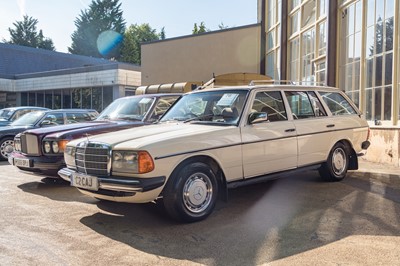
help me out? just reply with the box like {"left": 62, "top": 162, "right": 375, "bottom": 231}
{"left": 0, "top": 0, "right": 258, "bottom": 53}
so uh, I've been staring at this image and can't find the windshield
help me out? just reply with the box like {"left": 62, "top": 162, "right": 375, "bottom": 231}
{"left": 11, "top": 111, "right": 45, "bottom": 126}
{"left": 160, "top": 89, "right": 248, "bottom": 125}
{"left": 97, "top": 96, "right": 155, "bottom": 121}
{"left": 0, "top": 109, "right": 14, "bottom": 120}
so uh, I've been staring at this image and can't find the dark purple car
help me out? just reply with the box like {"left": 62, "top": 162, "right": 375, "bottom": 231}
{"left": 9, "top": 93, "right": 181, "bottom": 177}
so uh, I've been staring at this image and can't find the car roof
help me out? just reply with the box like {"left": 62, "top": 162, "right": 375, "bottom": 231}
{"left": 191, "top": 83, "right": 341, "bottom": 94}
{"left": 1, "top": 106, "right": 49, "bottom": 111}
{"left": 121, "top": 93, "right": 182, "bottom": 99}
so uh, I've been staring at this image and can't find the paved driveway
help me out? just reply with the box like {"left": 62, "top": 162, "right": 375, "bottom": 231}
{"left": 0, "top": 161, "right": 399, "bottom": 265}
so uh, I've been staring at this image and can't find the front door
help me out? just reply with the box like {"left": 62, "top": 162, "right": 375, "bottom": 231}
{"left": 241, "top": 90, "right": 298, "bottom": 178}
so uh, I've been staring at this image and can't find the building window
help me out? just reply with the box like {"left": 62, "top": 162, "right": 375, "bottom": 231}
{"left": 287, "top": 0, "right": 327, "bottom": 84}
{"left": 72, "top": 88, "right": 81, "bottom": 108}
{"left": 63, "top": 89, "right": 71, "bottom": 109}
{"left": 103, "top": 87, "right": 113, "bottom": 109}
{"left": 265, "top": 0, "right": 281, "bottom": 79}
{"left": 45, "top": 91, "right": 52, "bottom": 109}
{"left": 339, "top": 1, "right": 362, "bottom": 107}
{"left": 54, "top": 90, "right": 61, "bottom": 109}
{"left": 92, "top": 87, "right": 102, "bottom": 111}
{"left": 82, "top": 88, "right": 91, "bottom": 109}
{"left": 365, "top": 0, "right": 394, "bottom": 121}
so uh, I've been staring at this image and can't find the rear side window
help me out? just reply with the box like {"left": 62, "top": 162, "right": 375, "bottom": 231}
{"left": 285, "top": 91, "right": 315, "bottom": 119}
{"left": 251, "top": 91, "right": 287, "bottom": 122}
{"left": 319, "top": 92, "right": 357, "bottom": 115}
{"left": 66, "top": 112, "right": 93, "bottom": 123}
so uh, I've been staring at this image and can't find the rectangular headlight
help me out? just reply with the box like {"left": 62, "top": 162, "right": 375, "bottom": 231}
{"left": 64, "top": 145, "right": 76, "bottom": 167}
{"left": 112, "top": 150, "right": 154, "bottom": 174}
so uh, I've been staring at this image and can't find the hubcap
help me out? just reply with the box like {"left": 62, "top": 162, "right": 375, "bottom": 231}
{"left": 1, "top": 140, "right": 14, "bottom": 159}
{"left": 332, "top": 148, "right": 346, "bottom": 175}
{"left": 183, "top": 172, "right": 213, "bottom": 213}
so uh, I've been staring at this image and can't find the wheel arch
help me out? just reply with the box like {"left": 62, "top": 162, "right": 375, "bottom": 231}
{"left": 163, "top": 155, "right": 228, "bottom": 201}
{"left": 335, "top": 139, "right": 358, "bottom": 170}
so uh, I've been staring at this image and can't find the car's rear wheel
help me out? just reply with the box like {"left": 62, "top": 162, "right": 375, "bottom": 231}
{"left": 163, "top": 162, "right": 218, "bottom": 222}
{"left": 0, "top": 137, "right": 14, "bottom": 160}
{"left": 319, "top": 142, "right": 349, "bottom": 182}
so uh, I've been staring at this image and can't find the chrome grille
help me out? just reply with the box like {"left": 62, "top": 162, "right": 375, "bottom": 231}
{"left": 75, "top": 142, "right": 110, "bottom": 176}
{"left": 20, "top": 133, "right": 40, "bottom": 155}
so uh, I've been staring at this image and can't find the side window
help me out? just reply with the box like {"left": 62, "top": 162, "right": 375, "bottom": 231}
{"left": 41, "top": 113, "right": 64, "bottom": 126}
{"left": 308, "top": 91, "right": 327, "bottom": 117}
{"left": 13, "top": 109, "right": 31, "bottom": 121}
{"left": 285, "top": 91, "right": 315, "bottom": 119}
{"left": 251, "top": 91, "right": 287, "bottom": 122}
{"left": 66, "top": 112, "right": 92, "bottom": 123}
{"left": 319, "top": 92, "right": 357, "bottom": 115}
{"left": 149, "top": 96, "right": 180, "bottom": 122}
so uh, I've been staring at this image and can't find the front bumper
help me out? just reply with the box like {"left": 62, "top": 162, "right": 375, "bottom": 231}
{"left": 8, "top": 152, "right": 65, "bottom": 176}
{"left": 58, "top": 168, "right": 166, "bottom": 194}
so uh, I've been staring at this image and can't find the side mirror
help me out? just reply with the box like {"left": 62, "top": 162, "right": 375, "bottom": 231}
{"left": 40, "top": 120, "right": 52, "bottom": 126}
{"left": 248, "top": 112, "right": 268, "bottom": 124}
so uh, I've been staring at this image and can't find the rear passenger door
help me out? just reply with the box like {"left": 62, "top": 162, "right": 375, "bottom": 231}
{"left": 285, "top": 90, "right": 335, "bottom": 166}
{"left": 241, "top": 90, "right": 298, "bottom": 178}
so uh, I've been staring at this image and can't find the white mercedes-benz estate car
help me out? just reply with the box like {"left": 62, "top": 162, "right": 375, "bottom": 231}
{"left": 59, "top": 83, "right": 370, "bottom": 222}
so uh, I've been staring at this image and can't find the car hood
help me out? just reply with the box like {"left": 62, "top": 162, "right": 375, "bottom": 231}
{"left": 0, "top": 125, "right": 34, "bottom": 135}
{"left": 44, "top": 121, "right": 146, "bottom": 140}
{"left": 23, "top": 120, "right": 142, "bottom": 136}
{"left": 69, "top": 122, "right": 241, "bottom": 157}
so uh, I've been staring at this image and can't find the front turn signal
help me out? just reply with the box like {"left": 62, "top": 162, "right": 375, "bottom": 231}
{"left": 138, "top": 151, "right": 154, "bottom": 174}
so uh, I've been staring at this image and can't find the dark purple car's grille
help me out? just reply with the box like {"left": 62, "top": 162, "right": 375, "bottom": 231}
{"left": 20, "top": 133, "right": 40, "bottom": 155}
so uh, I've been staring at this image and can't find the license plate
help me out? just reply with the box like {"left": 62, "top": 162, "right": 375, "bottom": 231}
{"left": 13, "top": 158, "right": 31, "bottom": 168}
{"left": 71, "top": 173, "right": 99, "bottom": 191}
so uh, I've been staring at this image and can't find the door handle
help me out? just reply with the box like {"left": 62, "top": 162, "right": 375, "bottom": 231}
{"left": 285, "top": 128, "right": 296, "bottom": 132}
{"left": 326, "top": 124, "right": 335, "bottom": 128}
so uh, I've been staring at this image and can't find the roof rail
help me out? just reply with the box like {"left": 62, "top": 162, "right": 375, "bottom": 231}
{"left": 249, "top": 80, "right": 327, "bottom": 86}
{"left": 249, "top": 80, "right": 295, "bottom": 85}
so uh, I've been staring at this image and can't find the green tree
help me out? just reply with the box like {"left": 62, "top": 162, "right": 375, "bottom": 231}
{"left": 192, "top": 22, "right": 208, "bottom": 34}
{"left": 218, "top": 22, "right": 229, "bottom": 30}
{"left": 160, "top": 27, "right": 166, "bottom": 40}
{"left": 69, "top": 0, "right": 126, "bottom": 59}
{"left": 120, "top": 23, "right": 161, "bottom": 65}
{"left": 5, "top": 15, "right": 55, "bottom": 50}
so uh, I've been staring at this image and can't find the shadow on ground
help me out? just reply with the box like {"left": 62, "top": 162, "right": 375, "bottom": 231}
{"left": 79, "top": 171, "right": 400, "bottom": 265}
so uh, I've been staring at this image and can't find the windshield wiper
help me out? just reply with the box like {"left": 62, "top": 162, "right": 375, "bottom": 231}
{"left": 184, "top": 114, "right": 215, "bottom": 123}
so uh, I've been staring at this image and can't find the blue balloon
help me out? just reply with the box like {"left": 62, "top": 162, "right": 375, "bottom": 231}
{"left": 97, "top": 30, "right": 123, "bottom": 56}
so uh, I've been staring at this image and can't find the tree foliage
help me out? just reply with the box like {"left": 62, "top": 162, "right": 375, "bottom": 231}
{"left": 218, "top": 22, "right": 229, "bottom": 30}
{"left": 6, "top": 15, "right": 55, "bottom": 50}
{"left": 192, "top": 22, "right": 209, "bottom": 34}
{"left": 119, "top": 23, "right": 162, "bottom": 65}
{"left": 69, "top": 0, "right": 126, "bottom": 59}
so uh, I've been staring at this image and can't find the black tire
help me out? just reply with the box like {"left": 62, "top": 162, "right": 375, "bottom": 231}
{"left": 0, "top": 137, "right": 14, "bottom": 160}
{"left": 319, "top": 142, "right": 349, "bottom": 182}
{"left": 163, "top": 162, "right": 218, "bottom": 222}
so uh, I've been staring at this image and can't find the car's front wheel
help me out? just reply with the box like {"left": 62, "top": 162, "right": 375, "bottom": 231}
{"left": 163, "top": 162, "right": 218, "bottom": 222}
{"left": 319, "top": 142, "right": 349, "bottom": 182}
{"left": 0, "top": 137, "right": 14, "bottom": 160}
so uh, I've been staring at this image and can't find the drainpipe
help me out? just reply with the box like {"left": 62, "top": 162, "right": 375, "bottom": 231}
{"left": 326, "top": 0, "right": 337, "bottom": 87}
{"left": 260, "top": 0, "right": 266, "bottom": 75}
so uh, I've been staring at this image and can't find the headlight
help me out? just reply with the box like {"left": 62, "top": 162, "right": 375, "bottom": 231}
{"left": 44, "top": 141, "right": 51, "bottom": 153}
{"left": 43, "top": 139, "right": 69, "bottom": 154}
{"left": 112, "top": 150, "right": 154, "bottom": 174}
{"left": 64, "top": 145, "right": 76, "bottom": 167}
{"left": 52, "top": 142, "right": 59, "bottom": 153}
{"left": 14, "top": 138, "right": 21, "bottom": 151}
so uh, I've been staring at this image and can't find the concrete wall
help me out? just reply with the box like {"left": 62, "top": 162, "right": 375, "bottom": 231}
{"left": 364, "top": 127, "right": 400, "bottom": 167}
{"left": 141, "top": 24, "right": 261, "bottom": 85}
{"left": 9, "top": 69, "right": 141, "bottom": 92}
